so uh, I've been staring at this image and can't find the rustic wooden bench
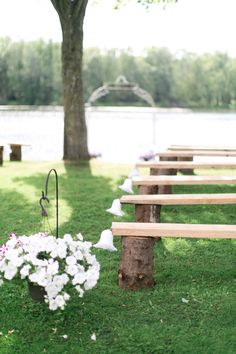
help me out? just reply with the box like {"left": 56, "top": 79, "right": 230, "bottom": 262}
{"left": 135, "top": 161, "right": 236, "bottom": 193}
{"left": 136, "top": 160, "right": 236, "bottom": 171}
{"left": 155, "top": 149, "right": 236, "bottom": 158}
{"left": 112, "top": 220, "right": 236, "bottom": 290}
{"left": 132, "top": 175, "right": 236, "bottom": 196}
{"left": 112, "top": 221, "right": 236, "bottom": 239}
{"left": 8, "top": 143, "right": 31, "bottom": 161}
{"left": 155, "top": 147, "right": 236, "bottom": 171}
{"left": 168, "top": 145, "right": 236, "bottom": 152}
{"left": 120, "top": 192, "right": 236, "bottom": 225}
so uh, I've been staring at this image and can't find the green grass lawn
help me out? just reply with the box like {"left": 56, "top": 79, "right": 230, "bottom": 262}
{"left": 0, "top": 161, "right": 235, "bottom": 354}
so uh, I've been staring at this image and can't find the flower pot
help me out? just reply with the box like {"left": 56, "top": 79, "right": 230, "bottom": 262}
{"left": 28, "top": 282, "right": 46, "bottom": 302}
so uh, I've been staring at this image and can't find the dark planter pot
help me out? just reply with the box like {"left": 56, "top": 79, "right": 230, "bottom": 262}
{"left": 28, "top": 282, "right": 46, "bottom": 302}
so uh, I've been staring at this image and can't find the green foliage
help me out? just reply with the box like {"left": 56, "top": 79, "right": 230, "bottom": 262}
{"left": 1, "top": 37, "right": 236, "bottom": 109}
{"left": 0, "top": 161, "right": 235, "bottom": 353}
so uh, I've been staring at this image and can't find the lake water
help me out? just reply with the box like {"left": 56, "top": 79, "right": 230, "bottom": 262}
{"left": 1, "top": 106, "right": 236, "bottom": 163}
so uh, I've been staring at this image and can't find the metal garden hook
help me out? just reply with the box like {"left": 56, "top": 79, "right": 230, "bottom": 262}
{"left": 39, "top": 169, "right": 59, "bottom": 238}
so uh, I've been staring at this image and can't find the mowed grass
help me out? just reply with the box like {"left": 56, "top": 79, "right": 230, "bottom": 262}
{"left": 0, "top": 161, "right": 235, "bottom": 354}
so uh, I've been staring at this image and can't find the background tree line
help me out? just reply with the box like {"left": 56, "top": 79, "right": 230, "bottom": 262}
{"left": 1, "top": 37, "right": 236, "bottom": 109}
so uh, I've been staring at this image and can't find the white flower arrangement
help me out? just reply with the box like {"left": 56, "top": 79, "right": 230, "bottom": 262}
{"left": 0, "top": 232, "right": 100, "bottom": 311}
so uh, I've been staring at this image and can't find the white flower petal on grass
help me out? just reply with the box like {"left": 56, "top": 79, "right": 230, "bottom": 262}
{"left": 76, "top": 233, "right": 83, "bottom": 241}
{"left": 91, "top": 333, "right": 96, "bottom": 341}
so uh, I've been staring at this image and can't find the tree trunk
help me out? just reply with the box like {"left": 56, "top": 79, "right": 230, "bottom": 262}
{"left": 50, "top": 0, "right": 90, "bottom": 161}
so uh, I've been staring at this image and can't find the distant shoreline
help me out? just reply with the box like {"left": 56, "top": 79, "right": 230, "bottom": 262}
{"left": 1, "top": 105, "right": 236, "bottom": 114}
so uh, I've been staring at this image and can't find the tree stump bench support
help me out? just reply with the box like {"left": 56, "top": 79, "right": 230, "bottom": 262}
{"left": 9, "top": 143, "right": 31, "bottom": 161}
{"left": 0, "top": 146, "right": 3, "bottom": 166}
{"left": 10, "top": 144, "right": 22, "bottom": 161}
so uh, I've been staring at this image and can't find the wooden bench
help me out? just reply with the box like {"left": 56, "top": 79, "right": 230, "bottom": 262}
{"left": 155, "top": 149, "right": 236, "bottom": 158}
{"left": 136, "top": 160, "right": 236, "bottom": 171}
{"left": 155, "top": 147, "right": 236, "bottom": 171}
{"left": 135, "top": 161, "right": 236, "bottom": 193}
{"left": 112, "top": 220, "right": 236, "bottom": 290}
{"left": 168, "top": 145, "right": 236, "bottom": 152}
{"left": 120, "top": 192, "right": 236, "bottom": 225}
{"left": 132, "top": 175, "right": 236, "bottom": 196}
{"left": 112, "top": 221, "right": 236, "bottom": 239}
{"left": 121, "top": 193, "right": 236, "bottom": 205}
{"left": 8, "top": 143, "right": 31, "bottom": 161}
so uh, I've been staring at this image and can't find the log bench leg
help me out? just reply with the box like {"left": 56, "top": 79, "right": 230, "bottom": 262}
{"left": 10, "top": 144, "right": 22, "bottom": 161}
{"left": 150, "top": 167, "right": 176, "bottom": 194}
{"left": 177, "top": 156, "right": 194, "bottom": 174}
{"left": 0, "top": 146, "right": 3, "bottom": 166}
{"left": 118, "top": 236, "right": 155, "bottom": 289}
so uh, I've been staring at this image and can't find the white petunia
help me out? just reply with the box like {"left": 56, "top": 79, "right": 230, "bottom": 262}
{"left": 65, "top": 255, "right": 77, "bottom": 266}
{"left": 20, "top": 264, "right": 31, "bottom": 279}
{"left": 75, "top": 285, "right": 84, "bottom": 298}
{"left": 72, "top": 272, "right": 87, "bottom": 285}
{"left": 4, "top": 264, "right": 18, "bottom": 280}
{"left": 46, "top": 260, "right": 59, "bottom": 275}
{"left": 66, "top": 264, "right": 78, "bottom": 276}
{"left": 45, "top": 283, "right": 60, "bottom": 299}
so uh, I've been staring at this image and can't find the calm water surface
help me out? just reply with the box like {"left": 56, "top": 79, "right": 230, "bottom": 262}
{"left": 1, "top": 106, "right": 236, "bottom": 163}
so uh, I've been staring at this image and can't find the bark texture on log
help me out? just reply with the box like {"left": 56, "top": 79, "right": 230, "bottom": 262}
{"left": 150, "top": 166, "right": 176, "bottom": 194}
{"left": 0, "top": 146, "right": 3, "bottom": 165}
{"left": 118, "top": 236, "right": 155, "bottom": 289}
{"left": 177, "top": 156, "right": 194, "bottom": 174}
{"left": 10, "top": 145, "right": 21, "bottom": 161}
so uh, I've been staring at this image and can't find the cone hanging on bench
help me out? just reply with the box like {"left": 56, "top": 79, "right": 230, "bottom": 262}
{"left": 106, "top": 199, "right": 124, "bottom": 216}
{"left": 93, "top": 229, "right": 117, "bottom": 252}
{"left": 119, "top": 178, "right": 134, "bottom": 194}
{"left": 128, "top": 167, "right": 139, "bottom": 178}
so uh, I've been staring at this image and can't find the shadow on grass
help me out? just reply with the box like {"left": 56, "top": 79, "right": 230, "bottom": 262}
{"left": 0, "top": 189, "right": 42, "bottom": 240}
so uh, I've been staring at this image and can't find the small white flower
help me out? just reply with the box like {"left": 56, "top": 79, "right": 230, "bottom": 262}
{"left": 4, "top": 264, "right": 18, "bottom": 280}
{"left": 91, "top": 333, "right": 96, "bottom": 341}
{"left": 66, "top": 255, "right": 77, "bottom": 266}
{"left": 20, "top": 264, "right": 31, "bottom": 279}
{"left": 76, "top": 233, "right": 83, "bottom": 241}
{"left": 75, "top": 285, "right": 84, "bottom": 298}
{"left": 181, "top": 298, "right": 189, "bottom": 304}
{"left": 66, "top": 264, "right": 78, "bottom": 276}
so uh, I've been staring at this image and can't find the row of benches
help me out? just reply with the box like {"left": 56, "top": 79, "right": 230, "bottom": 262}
{"left": 111, "top": 146, "right": 236, "bottom": 289}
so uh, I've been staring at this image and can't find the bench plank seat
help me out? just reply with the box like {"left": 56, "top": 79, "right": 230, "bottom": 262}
{"left": 112, "top": 222, "right": 236, "bottom": 239}
{"left": 168, "top": 145, "right": 236, "bottom": 152}
{"left": 155, "top": 150, "right": 236, "bottom": 157}
{"left": 120, "top": 193, "right": 236, "bottom": 205}
{"left": 132, "top": 175, "right": 236, "bottom": 186}
{"left": 136, "top": 161, "right": 236, "bottom": 169}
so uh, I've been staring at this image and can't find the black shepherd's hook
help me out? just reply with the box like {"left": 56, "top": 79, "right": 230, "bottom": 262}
{"left": 39, "top": 169, "right": 59, "bottom": 238}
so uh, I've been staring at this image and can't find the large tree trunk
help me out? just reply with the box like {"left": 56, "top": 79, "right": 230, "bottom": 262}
{"left": 50, "top": 0, "right": 90, "bottom": 161}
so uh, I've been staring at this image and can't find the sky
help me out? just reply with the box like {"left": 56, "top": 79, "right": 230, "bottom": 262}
{"left": 1, "top": 0, "right": 236, "bottom": 56}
